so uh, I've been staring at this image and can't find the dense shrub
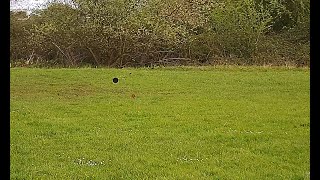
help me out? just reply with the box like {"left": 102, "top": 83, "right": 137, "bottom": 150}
{"left": 10, "top": 0, "right": 309, "bottom": 67}
{"left": 208, "top": 0, "right": 272, "bottom": 60}
{"left": 10, "top": 11, "right": 33, "bottom": 63}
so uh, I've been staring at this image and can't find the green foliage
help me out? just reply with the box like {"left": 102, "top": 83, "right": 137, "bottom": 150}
{"left": 254, "top": 0, "right": 310, "bottom": 31}
{"left": 209, "top": 0, "right": 272, "bottom": 59}
{"left": 27, "top": 3, "right": 86, "bottom": 66}
{"left": 10, "top": 0, "right": 309, "bottom": 67}
{"left": 10, "top": 11, "right": 33, "bottom": 62}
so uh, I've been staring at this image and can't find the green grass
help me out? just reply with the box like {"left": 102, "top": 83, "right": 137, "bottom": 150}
{"left": 10, "top": 66, "right": 310, "bottom": 179}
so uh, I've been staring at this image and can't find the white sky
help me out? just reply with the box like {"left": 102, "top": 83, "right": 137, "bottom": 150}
{"left": 10, "top": 0, "right": 75, "bottom": 14}
{"left": 10, "top": 0, "right": 49, "bottom": 11}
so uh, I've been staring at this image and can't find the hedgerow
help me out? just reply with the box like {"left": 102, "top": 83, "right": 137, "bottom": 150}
{"left": 10, "top": 0, "right": 309, "bottom": 67}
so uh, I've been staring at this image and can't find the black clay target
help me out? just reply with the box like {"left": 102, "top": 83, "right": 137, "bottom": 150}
{"left": 113, "top": 77, "right": 119, "bottom": 83}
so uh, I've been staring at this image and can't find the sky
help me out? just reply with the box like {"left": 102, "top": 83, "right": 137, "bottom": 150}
{"left": 10, "top": 0, "right": 74, "bottom": 14}
{"left": 10, "top": 0, "right": 49, "bottom": 11}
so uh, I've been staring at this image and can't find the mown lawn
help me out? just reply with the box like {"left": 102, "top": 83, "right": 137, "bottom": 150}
{"left": 10, "top": 66, "right": 310, "bottom": 179}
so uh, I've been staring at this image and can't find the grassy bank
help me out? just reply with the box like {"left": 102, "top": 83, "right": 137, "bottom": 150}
{"left": 10, "top": 67, "right": 310, "bottom": 179}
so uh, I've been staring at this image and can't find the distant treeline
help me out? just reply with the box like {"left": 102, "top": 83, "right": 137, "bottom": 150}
{"left": 10, "top": 0, "right": 309, "bottom": 67}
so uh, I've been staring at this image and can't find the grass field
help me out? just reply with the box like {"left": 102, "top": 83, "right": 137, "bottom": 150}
{"left": 10, "top": 66, "right": 310, "bottom": 179}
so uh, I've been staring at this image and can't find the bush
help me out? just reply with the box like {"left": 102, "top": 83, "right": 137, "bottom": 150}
{"left": 254, "top": 0, "right": 310, "bottom": 31}
{"left": 10, "top": 0, "right": 309, "bottom": 67}
{"left": 208, "top": 0, "right": 272, "bottom": 60}
{"left": 10, "top": 11, "right": 33, "bottom": 63}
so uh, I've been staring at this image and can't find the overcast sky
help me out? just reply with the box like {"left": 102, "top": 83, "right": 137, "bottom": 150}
{"left": 10, "top": 0, "right": 75, "bottom": 13}
{"left": 10, "top": 0, "right": 50, "bottom": 11}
